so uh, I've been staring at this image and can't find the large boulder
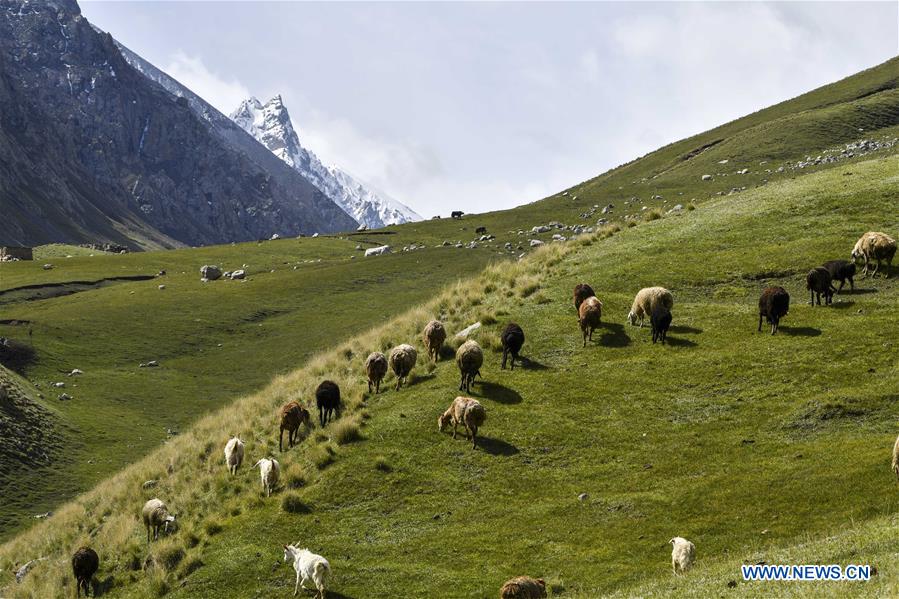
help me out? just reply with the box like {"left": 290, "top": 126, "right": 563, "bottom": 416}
{"left": 200, "top": 265, "right": 222, "bottom": 281}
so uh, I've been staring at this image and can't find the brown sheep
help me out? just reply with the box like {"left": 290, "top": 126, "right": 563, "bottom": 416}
{"left": 500, "top": 576, "right": 547, "bottom": 599}
{"left": 573, "top": 283, "right": 595, "bottom": 312}
{"left": 279, "top": 401, "right": 311, "bottom": 452}
{"left": 364, "top": 351, "right": 389, "bottom": 393}
{"left": 423, "top": 320, "right": 447, "bottom": 363}
{"left": 72, "top": 546, "right": 99, "bottom": 597}
{"left": 389, "top": 344, "right": 418, "bottom": 390}
{"left": 578, "top": 296, "right": 602, "bottom": 346}
{"left": 456, "top": 340, "right": 483, "bottom": 393}
{"left": 438, "top": 396, "right": 487, "bottom": 449}
{"left": 758, "top": 286, "right": 789, "bottom": 335}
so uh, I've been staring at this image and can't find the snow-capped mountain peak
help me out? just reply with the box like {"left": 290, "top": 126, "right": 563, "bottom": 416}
{"left": 229, "top": 96, "right": 420, "bottom": 228}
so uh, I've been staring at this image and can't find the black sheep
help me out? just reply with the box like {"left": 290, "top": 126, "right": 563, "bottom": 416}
{"left": 573, "top": 283, "right": 595, "bottom": 312}
{"left": 500, "top": 323, "right": 525, "bottom": 370}
{"left": 758, "top": 286, "right": 790, "bottom": 334}
{"left": 72, "top": 546, "right": 99, "bottom": 597}
{"left": 806, "top": 266, "right": 835, "bottom": 305}
{"left": 315, "top": 380, "right": 341, "bottom": 427}
{"left": 822, "top": 260, "right": 856, "bottom": 293}
{"left": 650, "top": 306, "right": 672, "bottom": 344}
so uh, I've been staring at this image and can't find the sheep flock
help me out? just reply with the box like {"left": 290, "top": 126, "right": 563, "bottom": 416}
{"left": 44, "top": 228, "right": 897, "bottom": 596}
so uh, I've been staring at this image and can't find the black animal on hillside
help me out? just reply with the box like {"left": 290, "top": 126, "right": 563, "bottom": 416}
{"left": 573, "top": 283, "right": 595, "bottom": 312}
{"left": 806, "top": 267, "right": 835, "bottom": 305}
{"left": 650, "top": 306, "right": 672, "bottom": 344}
{"left": 475, "top": 226, "right": 487, "bottom": 234}
{"left": 315, "top": 380, "right": 341, "bottom": 427}
{"left": 451, "top": 211, "right": 464, "bottom": 219}
{"left": 758, "top": 286, "right": 790, "bottom": 334}
{"left": 500, "top": 323, "right": 525, "bottom": 370}
{"left": 72, "top": 546, "right": 99, "bottom": 598}
{"left": 822, "top": 260, "right": 856, "bottom": 293}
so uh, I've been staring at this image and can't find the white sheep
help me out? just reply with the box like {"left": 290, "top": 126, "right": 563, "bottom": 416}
{"left": 670, "top": 536, "right": 696, "bottom": 574}
{"left": 141, "top": 498, "right": 175, "bottom": 543}
{"left": 851, "top": 231, "right": 896, "bottom": 276}
{"left": 388, "top": 344, "right": 418, "bottom": 390}
{"left": 254, "top": 457, "right": 280, "bottom": 497}
{"left": 283, "top": 544, "right": 330, "bottom": 598}
{"left": 628, "top": 287, "right": 674, "bottom": 327}
{"left": 223, "top": 436, "right": 244, "bottom": 475}
{"left": 891, "top": 434, "right": 899, "bottom": 480}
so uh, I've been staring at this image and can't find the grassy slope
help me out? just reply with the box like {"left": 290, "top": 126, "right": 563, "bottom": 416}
{"left": 1, "top": 153, "right": 896, "bottom": 598}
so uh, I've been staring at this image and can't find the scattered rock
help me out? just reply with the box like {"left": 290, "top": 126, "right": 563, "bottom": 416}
{"left": 34, "top": 512, "right": 51, "bottom": 519}
{"left": 58, "top": 393, "right": 72, "bottom": 401}
{"left": 42, "top": 264, "right": 54, "bottom": 270}
{"left": 454, "top": 322, "right": 482, "bottom": 339}
{"left": 52, "top": 382, "right": 65, "bottom": 388}
{"left": 270, "top": 233, "right": 281, "bottom": 240}
{"left": 15, "top": 557, "right": 46, "bottom": 583}
{"left": 158, "top": 284, "right": 166, "bottom": 290}
{"left": 529, "top": 239, "right": 544, "bottom": 248}
{"left": 577, "top": 493, "right": 589, "bottom": 502}
{"left": 139, "top": 360, "right": 159, "bottom": 368}
{"left": 701, "top": 174, "right": 712, "bottom": 181}
{"left": 200, "top": 265, "right": 222, "bottom": 281}
{"left": 364, "top": 245, "right": 391, "bottom": 257}
{"left": 68, "top": 369, "right": 84, "bottom": 376}
{"left": 230, "top": 270, "right": 246, "bottom": 280}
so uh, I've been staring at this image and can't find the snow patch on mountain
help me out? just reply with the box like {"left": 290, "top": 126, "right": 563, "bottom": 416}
{"left": 230, "top": 96, "right": 420, "bottom": 228}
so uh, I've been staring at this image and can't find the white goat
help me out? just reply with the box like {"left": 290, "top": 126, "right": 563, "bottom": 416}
{"left": 283, "top": 544, "right": 330, "bottom": 598}
{"left": 254, "top": 457, "right": 280, "bottom": 497}
{"left": 223, "top": 436, "right": 244, "bottom": 475}
{"left": 670, "top": 536, "right": 696, "bottom": 574}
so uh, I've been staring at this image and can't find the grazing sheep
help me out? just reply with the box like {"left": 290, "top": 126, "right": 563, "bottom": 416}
{"left": 141, "top": 498, "right": 175, "bottom": 543}
{"left": 573, "top": 283, "right": 595, "bottom": 312}
{"left": 280, "top": 402, "right": 311, "bottom": 451}
{"left": 456, "top": 340, "right": 483, "bottom": 393}
{"left": 364, "top": 351, "right": 389, "bottom": 393}
{"left": 315, "top": 381, "right": 341, "bottom": 427}
{"left": 757, "top": 286, "right": 789, "bottom": 335}
{"left": 578, "top": 296, "right": 602, "bottom": 346}
{"left": 806, "top": 267, "right": 835, "bottom": 305}
{"left": 670, "top": 537, "right": 696, "bottom": 574}
{"left": 501, "top": 323, "right": 525, "bottom": 370}
{"left": 71, "top": 546, "right": 99, "bottom": 598}
{"left": 851, "top": 231, "right": 896, "bottom": 276}
{"left": 224, "top": 436, "right": 245, "bottom": 474}
{"left": 389, "top": 344, "right": 418, "bottom": 390}
{"left": 651, "top": 306, "right": 672, "bottom": 344}
{"left": 438, "top": 396, "right": 487, "bottom": 449}
{"left": 892, "top": 434, "right": 899, "bottom": 480}
{"left": 283, "top": 544, "right": 330, "bottom": 599}
{"left": 500, "top": 576, "right": 547, "bottom": 599}
{"left": 822, "top": 260, "right": 856, "bottom": 293}
{"left": 628, "top": 287, "right": 674, "bottom": 327}
{"left": 423, "top": 320, "right": 447, "bottom": 363}
{"left": 254, "top": 457, "right": 280, "bottom": 497}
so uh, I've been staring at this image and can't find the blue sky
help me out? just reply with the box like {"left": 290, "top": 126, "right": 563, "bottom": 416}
{"left": 81, "top": 1, "right": 898, "bottom": 217}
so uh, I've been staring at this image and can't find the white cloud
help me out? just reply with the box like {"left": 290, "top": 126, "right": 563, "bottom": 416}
{"left": 163, "top": 51, "right": 250, "bottom": 115}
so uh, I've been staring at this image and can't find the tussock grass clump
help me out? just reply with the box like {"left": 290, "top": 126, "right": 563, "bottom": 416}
{"left": 687, "top": 203, "right": 696, "bottom": 211}
{"left": 627, "top": 220, "right": 638, "bottom": 228}
{"left": 285, "top": 463, "right": 307, "bottom": 489}
{"left": 332, "top": 418, "right": 364, "bottom": 445}
{"left": 644, "top": 209, "right": 663, "bottom": 221}
{"left": 281, "top": 492, "right": 312, "bottom": 514}
{"left": 374, "top": 456, "right": 392, "bottom": 473}
{"left": 203, "top": 519, "right": 224, "bottom": 537}
{"left": 478, "top": 312, "right": 497, "bottom": 325}
{"left": 153, "top": 540, "right": 186, "bottom": 572}
{"left": 310, "top": 444, "right": 337, "bottom": 470}
{"left": 177, "top": 554, "right": 204, "bottom": 578}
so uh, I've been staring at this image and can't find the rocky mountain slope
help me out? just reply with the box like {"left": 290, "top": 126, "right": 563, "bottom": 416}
{"left": 231, "top": 96, "right": 420, "bottom": 228}
{"left": 0, "top": 0, "right": 356, "bottom": 250}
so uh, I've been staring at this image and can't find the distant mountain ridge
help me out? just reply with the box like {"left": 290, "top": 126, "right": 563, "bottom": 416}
{"left": 0, "top": 0, "right": 356, "bottom": 249}
{"left": 231, "top": 96, "right": 420, "bottom": 228}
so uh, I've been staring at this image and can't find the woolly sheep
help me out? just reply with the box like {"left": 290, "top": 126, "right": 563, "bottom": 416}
{"left": 224, "top": 436, "right": 245, "bottom": 474}
{"left": 456, "top": 340, "right": 483, "bottom": 393}
{"left": 500, "top": 576, "right": 547, "bottom": 599}
{"left": 389, "top": 344, "right": 418, "bottom": 390}
{"left": 283, "top": 544, "right": 330, "bottom": 599}
{"left": 822, "top": 260, "right": 856, "bottom": 293}
{"left": 438, "top": 396, "right": 487, "bottom": 449}
{"left": 423, "top": 320, "right": 447, "bottom": 363}
{"left": 573, "top": 283, "right": 595, "bottom": 312}
{"left": 141, "top": 498, "right": 175, "bottom": 543}
{"left": 851, "top": 231, "right": 896, "bottom": 277}
{"left": 254, "top": 457, "right": 280, "bottom": 497}
{"left": 892, "top": 434, "right": 899, "bottom": 480}
{"left": 757, "top": 286, "right": 789, "bottom": 335}
{"left": 501, "top": 323, "right": 525, "bottom": 370}
{"left": 71, "top": 546, "right": 99, "bottom": 598}
{"left": 364, "top": 351, "right": 388, "bottom": 394}
{"left": 280, "top": 401, "right": 311, "bottom": 451}
{"left": 670, "top": 536, "right": 696, "bottom": 574}
{"left": 315, "top": 381, "right": 341, "bottom": 427}
{"left": 806, "top": 266, "right": 835, "bottom": 306}
{"left": 628, "top": 287, "right": 673, "bottom": 327}
{"left": 651, "top": 305, "right": 672, "bottom": 344}
{"left": 578, "top": 296, "right": 602, "bottom": 346}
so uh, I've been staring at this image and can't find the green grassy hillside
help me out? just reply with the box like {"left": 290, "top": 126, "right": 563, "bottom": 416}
{"left": 0, "top": 57, "right": 897, "bottom": 597}
{"left": 1, "top": 152, "right": 896, "bottom": 598}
